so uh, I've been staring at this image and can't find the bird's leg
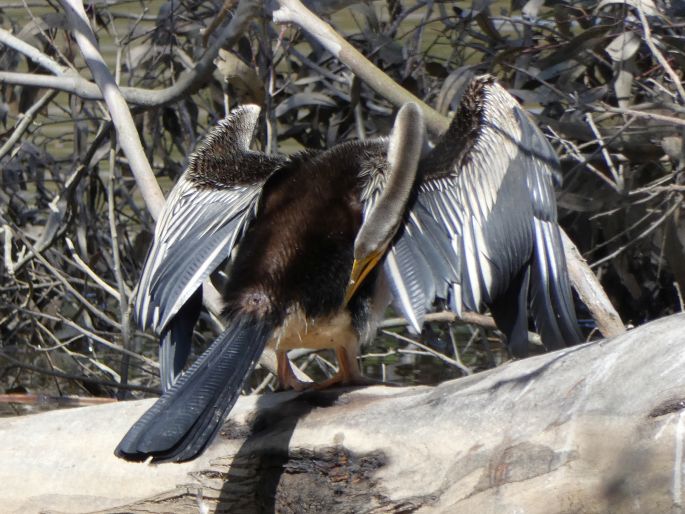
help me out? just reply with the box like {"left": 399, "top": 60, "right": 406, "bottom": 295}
{"left": 314, "top": 342, "right": 380, "bottom": 389}
{"left": 313, "top": 347, "right": 356, "bottom": 389}
{"left": 276, "top": 350, "right": 310, "bottom": 392}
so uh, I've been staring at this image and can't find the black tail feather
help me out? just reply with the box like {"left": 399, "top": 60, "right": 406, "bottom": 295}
{"left": 115, "top": 315, "right": 273, "bottom": 463}
{"left": 545, "top": 234, "right": 583, "bottom": 346}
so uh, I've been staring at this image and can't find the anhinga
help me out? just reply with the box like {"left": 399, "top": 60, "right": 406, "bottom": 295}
{"left": 116, "top": 75, "right": 581, "bottom": 463}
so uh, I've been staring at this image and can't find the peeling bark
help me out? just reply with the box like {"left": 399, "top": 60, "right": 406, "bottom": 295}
{"left": 2, "top": 314, "right": 685, "bottom": 513}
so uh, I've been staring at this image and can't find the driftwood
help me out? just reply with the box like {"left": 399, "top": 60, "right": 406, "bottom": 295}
{"left": 2, "top": 313, "right": 685, "bottom": 514}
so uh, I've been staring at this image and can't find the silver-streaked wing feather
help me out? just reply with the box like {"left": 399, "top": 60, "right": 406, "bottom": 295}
{"left": 134, "top": 106, "right": 286, "bottom": 389}
{"left": 386, "top": 76, "right": 580, "bottom": 348}
{"left": 135, "top": 177, "right": 264, "bottom": 333}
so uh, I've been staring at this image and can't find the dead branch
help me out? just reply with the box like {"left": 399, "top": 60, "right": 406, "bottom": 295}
{"left": 1, "top": 313, "right": 683, "bottom": 513}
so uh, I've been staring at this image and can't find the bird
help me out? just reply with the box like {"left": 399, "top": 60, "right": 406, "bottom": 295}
{"left": 115, "top": 74, "right": 581, "bottom": 463}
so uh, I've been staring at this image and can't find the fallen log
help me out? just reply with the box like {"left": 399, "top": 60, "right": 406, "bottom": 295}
{"left": 2, "top": 313, "right": 685, "bottom": 513}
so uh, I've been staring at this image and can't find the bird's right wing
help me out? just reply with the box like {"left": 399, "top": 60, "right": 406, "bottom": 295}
{"left": 384, "top": 76, "right": 580, "bottom": 350}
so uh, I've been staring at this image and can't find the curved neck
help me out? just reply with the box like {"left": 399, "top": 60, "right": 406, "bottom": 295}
{"left": 354, "top": 103, "right": 426, "bottom": 258}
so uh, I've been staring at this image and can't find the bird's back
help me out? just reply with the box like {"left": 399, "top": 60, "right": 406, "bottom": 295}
{"left": 221, "top": 144, "right": 384, "bottom": 324}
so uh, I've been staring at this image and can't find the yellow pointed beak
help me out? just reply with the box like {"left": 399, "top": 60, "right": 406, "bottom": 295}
{"left": 344, "top": 250, "right": 384, "bottom": 305}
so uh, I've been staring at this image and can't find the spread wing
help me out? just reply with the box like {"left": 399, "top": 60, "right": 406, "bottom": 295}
{"left": 134, "top": 105, "right": 286, "bottom": 389}
{"left": 135, "top": 178, "right": 269, "bottom": 333}
{"left": 384, "top": 76, "right": 580, "bottom": 350}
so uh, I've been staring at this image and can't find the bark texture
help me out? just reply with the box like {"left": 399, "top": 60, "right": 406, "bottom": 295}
{"left": 2, "top": 314, "right": 685, "bottom": 513}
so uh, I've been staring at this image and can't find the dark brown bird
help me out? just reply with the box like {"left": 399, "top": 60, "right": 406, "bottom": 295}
{"left": 116, "top": 75, "right": 581, "bottom": 463}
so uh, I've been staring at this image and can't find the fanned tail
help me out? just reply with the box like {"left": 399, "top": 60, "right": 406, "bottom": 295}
{"left": 115, "top": 315, "right": 273, "bottom": 463}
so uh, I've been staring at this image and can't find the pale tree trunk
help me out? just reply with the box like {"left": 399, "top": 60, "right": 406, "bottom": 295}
{"left": 2, "top": 313, "right": 685, "bottom": 513}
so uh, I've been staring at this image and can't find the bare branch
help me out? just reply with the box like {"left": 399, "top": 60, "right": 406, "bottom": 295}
{"left": 0, "top": 90, "right": 58, "bottom": 160}
{"left": 0, "top": 1, "right": 259, "bottom": 109}
{"left": 273, "top": 0, "right": 450, "bottom": 134}
{"left": 562, "top": 232, "right": 626, "bottom": 337}
{"left": 0, "top": 28, "right": 66, "bottom": 75}
{"left": 636, "top": 6, "right": 685, "bottom": 104}
{"left": 60, "top": 0, "right": 166, "bottom": 220}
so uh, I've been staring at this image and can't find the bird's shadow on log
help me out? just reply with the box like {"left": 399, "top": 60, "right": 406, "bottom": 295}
{"left": 213, "top": 343, "right": 602, "bottom": 512}
{"left": 217, "top": 388, "right": 345, "bottom": 513}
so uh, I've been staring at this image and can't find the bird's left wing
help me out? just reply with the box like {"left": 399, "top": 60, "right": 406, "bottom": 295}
{"left": 134, "top": 106, "right": 285, "bottom": 388}
{"left": 135, "top": 177, "right": 266, "bottom": 333}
